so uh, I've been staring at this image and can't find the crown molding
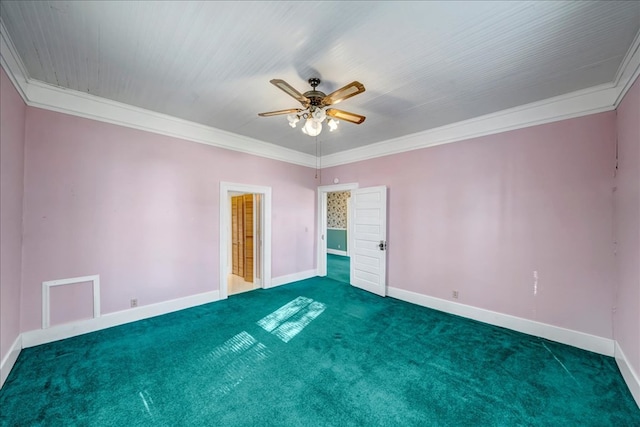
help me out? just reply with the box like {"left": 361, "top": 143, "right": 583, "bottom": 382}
{"left": 322, "top": 29, "right": 640, "bottom": 168}
{"left": 321, "top": 83, "right": 618, "bottom": 167}
{"left": 24, "top": 80, "right": 317, "bottom": 167}
{"left": 0, "top": 21, "right": 315, "bottom": 168}
{"left": 613, "top": 28, "right": 640, "bottom": 108}
{"left": 0, "top": 20, "right": 28, "bottom": 103}
{"left": 2, "top": 19, "right": 638, "bottom": 169}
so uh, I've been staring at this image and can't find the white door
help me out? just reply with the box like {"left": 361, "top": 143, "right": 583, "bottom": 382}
{"left": 350, "top": 186, "right": 387, "bottom": 296}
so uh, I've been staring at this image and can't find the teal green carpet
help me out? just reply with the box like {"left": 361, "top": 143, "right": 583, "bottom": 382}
{"left": 327, "top": 254, "right": 349, "bottom": 284}
{"left": 1, "top": 277, "right": 638, "bottom": 426}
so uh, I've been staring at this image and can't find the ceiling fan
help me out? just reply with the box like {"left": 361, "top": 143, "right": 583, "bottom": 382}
{"left": 258, "top": 78, "right": 366, "bottom": 136}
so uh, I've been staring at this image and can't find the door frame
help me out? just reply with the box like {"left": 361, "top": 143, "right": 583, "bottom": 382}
{"left": 220, "top": 182, "right": 272, "bottom": 299}
{"left": 316, "top": 182, "right": 359, "bottom": 277}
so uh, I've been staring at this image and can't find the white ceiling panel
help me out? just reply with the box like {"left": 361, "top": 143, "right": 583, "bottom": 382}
{"left": 1, "top": 1, "right": 638, "bottom": 155}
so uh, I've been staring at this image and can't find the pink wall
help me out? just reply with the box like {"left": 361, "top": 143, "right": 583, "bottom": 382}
{"left": 614, "top": 76, "right": 640, "bottom": 376}
{"left": 3, "top": 65, "right": 630, "bottom": 357}
{"left": 323, "top": 112, "right": 617, "bottom": 338}
{"left": 21, "top": 107, "right": 317, "bottom": 332}
{"left": 0, "top": 68, "right": 26, "bottom": 362}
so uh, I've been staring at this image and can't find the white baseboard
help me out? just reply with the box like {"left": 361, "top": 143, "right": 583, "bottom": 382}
{"left": 387, "top": 286, "right": 615, "bottom": 356}
{"left": 327, "top": 249, "right": 348, "bottom": 256}
{"left": 3, "top": 283, "right": 638, "bottom": 406}
{"left": 0, "top": 334, "right": 22, "bottom": 389}
{"left": 22, "top": 290, "right": 220, "bottom": 348}
{"left": 615, "top": 341, "right": 640, "bottom": 408}
{"left": 269, "top": 269, "right": 317, "bottom": 288}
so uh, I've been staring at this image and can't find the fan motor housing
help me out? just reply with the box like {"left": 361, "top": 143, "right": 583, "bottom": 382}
{"left": 302, "top": 90, "right": 326, "bottom": 107}
{"left": 304, "top": 78, "right": 326, "bottom": 107}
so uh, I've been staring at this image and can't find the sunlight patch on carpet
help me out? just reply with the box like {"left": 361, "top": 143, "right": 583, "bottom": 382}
{"left": 257, "top": 297, "right": 313, "bottom": 332}
{"left": 257, "top": 297, "right": 326, "bottom": 343}
{"left": 138, "top": 390, "right": 155, "bottom": 420}
{"left": 541, "top": 341, "right": 579, "bottom": 385}
{"left": 200, "top": 331, "right": 271, "bottom": 397}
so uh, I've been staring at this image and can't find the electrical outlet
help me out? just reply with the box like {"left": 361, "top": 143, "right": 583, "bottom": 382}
{"left": 338, "top": 244, "right": 341, "bottom": 249}
{"left": 130, "top": 298, "right": 138, "bottom": 308}
{"left": 452, "top": 290, "right": 459, "bottom": 299}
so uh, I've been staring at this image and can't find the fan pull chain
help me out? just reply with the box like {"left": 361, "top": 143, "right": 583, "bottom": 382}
{"left": 315, "top": 135, "right": 321, "bottom": 181}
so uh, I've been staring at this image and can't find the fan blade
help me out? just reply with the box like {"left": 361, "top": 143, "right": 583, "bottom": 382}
{"left": 270, "top": 79, "right": 309, "bottom": 106}
{"left": 326, "top": 108, "right": 366, "bottom": 124}
{"left": 322, "top": 81, "right": 365, "bottom": 106}
{"left": 258, "top": 108, "right": 303, "bottom": 117}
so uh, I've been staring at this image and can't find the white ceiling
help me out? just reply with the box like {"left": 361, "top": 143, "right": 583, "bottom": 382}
{"left": 1, "top": 1, "right": 639, "bottom": 156}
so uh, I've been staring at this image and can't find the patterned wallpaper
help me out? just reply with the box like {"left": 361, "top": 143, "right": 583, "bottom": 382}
{"left": 327, "top": 191, "right": 350, "bottom": 228}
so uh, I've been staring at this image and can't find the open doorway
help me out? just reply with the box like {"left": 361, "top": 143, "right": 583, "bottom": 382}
{"left": 326, "top": 190, "right": 351, "bottom": 283}
{"left": 229, "top": 193, "right": 260, "bottom": 295}
{"left": 220, "top": 182, "right": 272, "bottom": 299}
{"left": 317, "top": 183, "right": 358, "bottom": 280}
{"left": 319, "top": 183, "right": 388, "bottom": 296}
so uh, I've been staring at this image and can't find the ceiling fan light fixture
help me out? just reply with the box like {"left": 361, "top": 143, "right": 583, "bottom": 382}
{"left": 328, "top": 118, "right": 339, "bottom": 132}
{"left": 303, "top": 118, "right": 322, "bottom": 137}
{"left": 287, "top": 114, "right": 299, "bottom": 128}
{"left": 311, "top": 107, "right": 326, "bottom": 122}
